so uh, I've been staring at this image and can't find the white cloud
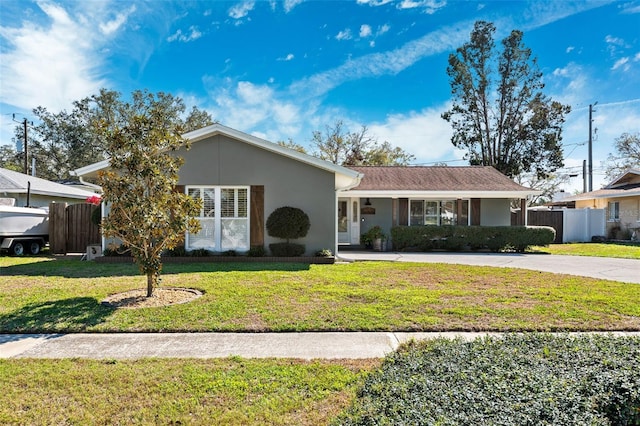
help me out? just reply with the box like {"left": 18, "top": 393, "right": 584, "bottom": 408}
{"left": 356, "top": 0, "right": 394, "bottom": 6}
{"left": 605, "top": 34, "right": 625, "bottom": 46}
{"left": 202, "top": 78, "right": 304, "bottom": 140}
{"left": 360, "top": 24, "right": 372, "bottom": 38}
{"left": 291, "top": 20, "right": 472, "bottom": 98}
{"left": 611, "top": 57, "right": 630, "bottom": 71}
{"left": 368, "top": 106, "right": 457, "bottom": 163}
{"left": 228, "top": 1, "right": 255, "bottom": 19}
{"left": 283, "top": 0, "right": 304, "bottom": 13}
{"left": 377, "top": 23, "right": 390, "bottom": 36}
{"left": 397, "top": 0, "right": 447, "bottom": 14}
{"left": 566, "top": 46, "right": 574, "bottom": 53}
{"left": 167, "top": 26, "right": 202, "bottom": 43}
{"left": 99, "top": 5, "right": 136, "bottom": 35}
{"left": 0, "top": 1, "right": 111, "bottom": 112}
{"left": 278, "top": 53, "right": 295, "bottom": 61}
{"left": 336, "top": 29, "right": 352, "bottom": 41}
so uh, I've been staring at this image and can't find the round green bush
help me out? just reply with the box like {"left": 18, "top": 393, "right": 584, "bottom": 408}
{"left": 266, "top": 206, "right": 310, "bottom": 243}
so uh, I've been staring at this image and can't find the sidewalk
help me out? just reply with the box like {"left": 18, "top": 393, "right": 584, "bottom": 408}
{"left": 2, "top": 332, "right": 639, "bottom": 360}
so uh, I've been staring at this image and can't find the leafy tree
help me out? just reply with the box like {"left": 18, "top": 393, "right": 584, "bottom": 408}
{"left": 0, "top": 145, "right": 23, "bottom": 172}
{"left": 603, "top": 132, "right": 640, "bottom": 181}
{"left": 95, "top": 90, "right": 202, "bottom": 297}
{"left": 515, "top": 172, "right": 571, "bottom": 206}
{"left": 12, "top": 89, "right": 214, "bottom": 181}
{"left": 442, "top": 21, "right": 571, "bottom": 179}
{"left": 311, "top": 120, "right": 415, "bottom": 166}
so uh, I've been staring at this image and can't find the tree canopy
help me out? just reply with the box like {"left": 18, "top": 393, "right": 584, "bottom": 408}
{"left": 603, "top": 132, "right": 640, "bottom": 181}
{"left": 310, "top": 120, "right": 415, "bottom": 166}
{"left": 442, "top": 21, "right": 571, "bottom": 179}
{"left": 96, "top": 90, "right": 202, "bottom": 297}
{"left": 4, "top": 89, "right": 214, "bottom": 181}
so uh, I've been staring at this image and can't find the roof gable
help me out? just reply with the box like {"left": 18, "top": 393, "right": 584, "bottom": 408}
{"left": 74, "top": 124, "right": 362, "bottom": 191}
{"left": 606, "top": 168, "right": 640, "bottom": 189}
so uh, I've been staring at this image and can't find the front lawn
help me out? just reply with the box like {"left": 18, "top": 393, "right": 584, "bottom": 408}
{"left": 530, "top": 242, "right": 640, "bottom": 259}
{"left": 0, "top": 357, "right": 376, "bottom": 425}
{"left": 1, "top": 257, "right": 638, "bottom": 332}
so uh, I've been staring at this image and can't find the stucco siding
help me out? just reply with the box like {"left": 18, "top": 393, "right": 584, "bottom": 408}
{"left": 576, "top": 196, "right": 640, "bottom": 237}
{"left": 176, "top": 134, "right": 336, "bottom": 254}
{"left": 480, "top": 199, "right": 511, "bottom": 226}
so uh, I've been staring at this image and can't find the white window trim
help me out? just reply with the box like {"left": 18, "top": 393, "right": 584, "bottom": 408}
{"left": 186, "top": 185, "right": 250, "bottom": 252}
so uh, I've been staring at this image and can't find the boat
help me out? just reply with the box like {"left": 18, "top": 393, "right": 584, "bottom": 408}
{"left": 0, "top": 198, "right": 49, "bottom": 254}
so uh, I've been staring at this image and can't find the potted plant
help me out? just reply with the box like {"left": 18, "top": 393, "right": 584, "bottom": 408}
{"left": 361, "top": 226, "right": 387, "bottom": 251}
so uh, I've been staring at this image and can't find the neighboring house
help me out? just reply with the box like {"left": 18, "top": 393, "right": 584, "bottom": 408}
{"left": 73, "top": 124, "right": 539, "bottom": 255}
{"left": 0, "top": 167, "right": 97, "bottom": 207}
{"left": 337, "top": 166, "right": 539, "bottom": 246}
{"left": 563, "top": 168, "right": 640, "bottom": 239}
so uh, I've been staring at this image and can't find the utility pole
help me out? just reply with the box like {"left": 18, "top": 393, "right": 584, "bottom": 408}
{"left": 588, "top": 102, "right": 597, "bottom": 192}
{"left": 12, "top": 114, "right": 31, "bottom": 175}
{"left": 22, "top": 118, "right": 28, "bottom": 175}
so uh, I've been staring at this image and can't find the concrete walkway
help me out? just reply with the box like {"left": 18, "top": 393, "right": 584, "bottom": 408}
{"left": 338, "top": 251, "right": 640, "bottom": 284}
{"left": 2, "top": 332, "right": 639, "bottom": 360}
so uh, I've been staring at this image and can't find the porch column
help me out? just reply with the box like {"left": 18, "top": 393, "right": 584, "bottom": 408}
{"left": 520, "top": 198, "right": 527, "bottom": 226}
{"left": 470, "top": 198, "right": 481, "bottom": 226}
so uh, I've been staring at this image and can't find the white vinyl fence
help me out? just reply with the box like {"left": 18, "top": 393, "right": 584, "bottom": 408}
{"left": 561, "top": 208, "right": 605, "bottom": 243}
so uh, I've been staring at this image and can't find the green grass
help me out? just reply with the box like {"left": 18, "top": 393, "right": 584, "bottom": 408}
{"left": 1, "top": 257, "right": 639, "bottom": 332}
{"left": 530, "top": 242, "right": 640, "bottom": 259}
{"left": 0, "top": 358, "right": 377, "bottom": 425}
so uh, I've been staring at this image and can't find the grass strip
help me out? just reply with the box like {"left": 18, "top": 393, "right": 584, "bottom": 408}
{"left": 0, "top": 357, "right": 377, "bottom": 426}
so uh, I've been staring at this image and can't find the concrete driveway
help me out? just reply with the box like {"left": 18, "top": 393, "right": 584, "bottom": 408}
{"left": 338, "top": 251, "right": 640, "bottom": 284}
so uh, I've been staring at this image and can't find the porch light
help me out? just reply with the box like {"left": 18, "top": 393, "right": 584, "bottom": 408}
{"left": 365, "top": 198, "right": 372, "bottom": 206}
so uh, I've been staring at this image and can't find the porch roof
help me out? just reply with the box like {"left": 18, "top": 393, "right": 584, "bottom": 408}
{"left": 341, "top": 166, "right": 539, "bottom": 198}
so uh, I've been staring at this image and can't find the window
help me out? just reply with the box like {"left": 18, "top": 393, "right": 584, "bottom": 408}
{"left": 608, "top": 201, "right": 620, "bottom": 222}
{"left": 187, "top": 186, "right": 249, "bottom": 251}
{"left": 409, "top": 200, "right": 469, "bottom": 226}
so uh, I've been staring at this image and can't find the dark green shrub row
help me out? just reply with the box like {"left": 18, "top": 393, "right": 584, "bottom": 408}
{"left": 269, "top": 242, "right": 305, "bottom": 257}
{"left": 390, "top": 225, "right": 555, "bottom": 252}
{"left": 336, "top": 334, "right": 640, "bottom": 426}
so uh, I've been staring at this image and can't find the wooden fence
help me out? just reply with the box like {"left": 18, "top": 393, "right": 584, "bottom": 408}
{"left": 511, "top": 209, "right": 564, "bottom": 243}
{"left": 49, "top": 203, "right": 101, "bottom": 254}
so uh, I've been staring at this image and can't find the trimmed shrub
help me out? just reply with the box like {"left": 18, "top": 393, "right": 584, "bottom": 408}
{"left": 269, "top": 242, "right": 305, "bottom": 257}
{"left": 247, "top": 245, "right": 266, "bottom": 257}
{"left": 266, "top": 206, "right": 310, "bottom": 243}
{"left": 266, "top": 206, "right": 310, "bottom": 256}
{"left": 390, "top": 225, "right": 555, "bottom": 252}
{"left": 336, "top": 334, "right": 640, "bottom": 426}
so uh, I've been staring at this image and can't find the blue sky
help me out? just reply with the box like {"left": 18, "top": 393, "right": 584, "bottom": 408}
{"left": 1, "top": 0, "right": 639, "bottom": 191}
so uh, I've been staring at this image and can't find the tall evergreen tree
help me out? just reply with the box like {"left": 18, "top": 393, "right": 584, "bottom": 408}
{"left": 442, "top": 21, "right": 570, "bottom": 179}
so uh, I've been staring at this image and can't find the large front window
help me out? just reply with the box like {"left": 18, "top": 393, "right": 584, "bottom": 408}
{"left": 409, "top": 200, "right": 468, "bottom": 226}
{"left": 187, "top": 186, "right": 249, "bottom": 252}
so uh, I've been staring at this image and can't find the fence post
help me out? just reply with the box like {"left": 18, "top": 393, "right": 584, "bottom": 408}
{"left": 49, "top": 202, "right": 68, "bottom": 254}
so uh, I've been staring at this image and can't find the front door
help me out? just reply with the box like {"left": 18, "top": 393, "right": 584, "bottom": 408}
{"left": 338, "top": 198, "right": 360, "bottom": 244}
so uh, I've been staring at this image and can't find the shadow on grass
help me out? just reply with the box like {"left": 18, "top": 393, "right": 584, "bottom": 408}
{"left": 0, "top": 257, "right": 312, "bottom": 278}
{"left": 0, "top": 297, "right": 115, "bottom": 333}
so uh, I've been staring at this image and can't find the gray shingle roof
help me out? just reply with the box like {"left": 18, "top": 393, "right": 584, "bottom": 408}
{"left": 348, "top": 166, "right": 532, "bottom": 192}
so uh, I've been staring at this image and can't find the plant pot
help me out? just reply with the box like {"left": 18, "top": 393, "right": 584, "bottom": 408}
{"left": 373, "top": 238, "right": 387, "bottom": 252}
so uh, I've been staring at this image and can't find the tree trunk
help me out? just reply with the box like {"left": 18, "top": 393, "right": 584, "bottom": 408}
{"left": 146, "top": 272, "right": 156, "bottom": 297}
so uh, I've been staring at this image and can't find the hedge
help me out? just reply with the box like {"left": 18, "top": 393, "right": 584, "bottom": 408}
{"left": 390, "top": 225, "right": 555, "bottom": 252}
{"left": 336, "top": 334, "right": 640, "bottom": 426}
